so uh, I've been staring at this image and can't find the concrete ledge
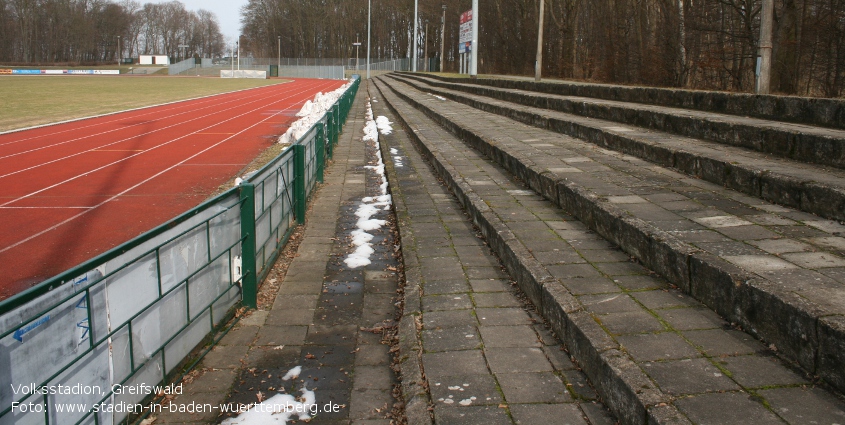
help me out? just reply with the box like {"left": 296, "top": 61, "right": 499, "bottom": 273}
{"left": 819, "top": 316, "right": 845, "bottom": 392}
{"left": 414, "top": 73, "right": 845, "bottom": 131}
{"left": 393, "top": 74, "right": 845, "bottom": 222}
{"left": 404, "top": 74, "right": 845, "bottom": 169}
{"left": 376, "top": 76, "right": 845, "bottom": 396}
{"left": 375, "top": 78, "right": 685, "bottom": 425}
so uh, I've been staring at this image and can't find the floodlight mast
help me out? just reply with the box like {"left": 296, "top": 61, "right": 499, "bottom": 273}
{"left": 440, "top": 5, "right": 446, "bottom": 72}
{"left": 413, "top": 0, "right": 418, "bottom": 72}
{"left": 535, "top": 0, "right": 545, "bottom": 82}
{"left": 470, "top": 0, "right": 478, "bottom": 77}
{"left": 367, "top": 0, "right": 371, "bottom": 79}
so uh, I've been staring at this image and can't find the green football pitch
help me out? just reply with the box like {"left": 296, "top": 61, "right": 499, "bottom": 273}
{"left": 0, "top": 76, "right": 285, "bottom": 132}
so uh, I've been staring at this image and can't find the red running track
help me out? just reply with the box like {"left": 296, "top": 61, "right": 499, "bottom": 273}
{"left": 0, "top": 78, "right": 344, "bottom": 299}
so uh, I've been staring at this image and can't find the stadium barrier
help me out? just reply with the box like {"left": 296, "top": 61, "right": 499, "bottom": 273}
{"left": 220, "top": 70, "right": 268, "bottom": 79}
{"left": 172, "top": 58, "right": 408, "bottom": 79}
{"left": 0, "top": 76, "right": 360, "bottom": 425}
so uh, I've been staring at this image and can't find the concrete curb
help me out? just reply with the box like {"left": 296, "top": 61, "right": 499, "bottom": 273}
{"left": 376, "top": 76, "right": 845, "bottom": 398}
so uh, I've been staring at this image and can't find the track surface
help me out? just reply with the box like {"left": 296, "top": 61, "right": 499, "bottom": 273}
{"left": 0, "top": 78, "right": 344, "bottom": 299}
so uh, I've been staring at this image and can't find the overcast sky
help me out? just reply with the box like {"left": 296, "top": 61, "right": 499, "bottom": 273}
{"left": 145, "top": 0, "right": 245, "bottom": 41}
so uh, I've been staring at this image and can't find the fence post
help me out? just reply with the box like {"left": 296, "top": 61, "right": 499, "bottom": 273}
{"left": 239, "top": 183, "right": 257, "bottom": 309}
{"left": 316, "top": 123, "right": 325, "bottom": 184}
{"left": 293, "top": 144, "right": 306, "bottom": 224}
{"left": 334, "top": 104, "right": 340, "bottom": 141}
{"left": 326, "top": 113, "right": 334, "bottom": 160}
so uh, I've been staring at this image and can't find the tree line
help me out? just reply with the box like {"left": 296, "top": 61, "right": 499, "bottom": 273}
{"left": 0, "top": 0, "right": 225, "bottom": 64}
{"left": 240, "top": 0, "right": 844, "bottom": 97}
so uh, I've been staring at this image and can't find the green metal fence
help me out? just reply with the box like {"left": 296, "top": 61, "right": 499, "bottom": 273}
{"left": 0, "top": 76, "right": 359, "bottom": 425}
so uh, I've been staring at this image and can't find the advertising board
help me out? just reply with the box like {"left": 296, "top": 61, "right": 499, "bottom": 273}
{"left": 459, "top": 9, "right": 473, "bottom": 54}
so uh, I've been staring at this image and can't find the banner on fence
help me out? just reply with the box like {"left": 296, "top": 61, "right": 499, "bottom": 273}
{"left": 4, "top": 69, "right": 120, "bottom": 75}
{"left": 221, "top": 70, "right": 267, "bottom": 79}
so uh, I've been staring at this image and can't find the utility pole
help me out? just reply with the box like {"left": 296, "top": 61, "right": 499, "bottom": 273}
{"left": 756, "top": 0, "right": 773, "bottom": 94}
{"left": 367, "top": 0, "right": 371, "bottom": 79}
{"left": 470, "top": 0, "right": 478, "bottom": 77}
{"left": 424, "top": 22, "right": 429, "bottom": 72}
{"left": 440, "top": 5, "right": 446, "bottom": 72}
{"left": 535, "top": 0, "right": 545, "bottom": 82}
{"left": 413, "top": 0, "right": 419, "bottom": 72}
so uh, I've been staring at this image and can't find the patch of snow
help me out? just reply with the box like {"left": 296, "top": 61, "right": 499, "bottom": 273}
{"left": 220, "top": 390, "right": 316, "bottom": 424}
{"left": 428, "top": 92, "right": 447, "bottom": 101}
{"left": 363, "top": 119, "right": 379, "bottom": 142}
{"left": 277, "top": 80, "right": 354, "bottom": 145}
{"left": 375, "top": 116, "right": 393, "bottom": 135}
{"left": 282, "top": 366, "right": 301, "bottom": 381}
{"left": 344, "top": 102, "right": 393, "bottom": 269}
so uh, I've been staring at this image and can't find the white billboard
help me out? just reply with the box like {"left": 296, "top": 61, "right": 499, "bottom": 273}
{"left": 459, "top": 9, "right": 473, "bottom": 54}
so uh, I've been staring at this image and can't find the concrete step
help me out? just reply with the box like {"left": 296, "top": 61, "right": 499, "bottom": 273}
{"left": 390, "top": 74, "right": 845, "bottom": 223}
{"left": 375, "top": 76, "right": 845, "bottom": 397}
{"left": 371, "top": 77, "right": 845, "bottom": 425}
{"left": 419, "top": 74, "right": 845, "bottom": 131}
{"left": 399, "top": 74, "right": 845, "bottom": 170}
{"left": 366, "top": 83, "right": 618, "bottom": 425}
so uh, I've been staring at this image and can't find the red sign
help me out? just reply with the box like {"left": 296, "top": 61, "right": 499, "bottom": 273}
{"left": 460, "top": 10, "right": 472, "bottom": 24}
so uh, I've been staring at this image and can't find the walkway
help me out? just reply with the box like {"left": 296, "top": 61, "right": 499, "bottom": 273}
{"left": 152, "top": 82, "right": 400, "bottom": 425}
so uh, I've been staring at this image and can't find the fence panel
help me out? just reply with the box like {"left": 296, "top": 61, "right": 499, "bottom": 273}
{"left": 168, "top": 58, "right": 196, "bottom": 75}
{"left": 0, "top": 76, "right": 359, "bottom": 425}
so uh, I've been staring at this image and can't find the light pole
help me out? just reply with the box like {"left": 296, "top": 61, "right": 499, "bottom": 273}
{"left": 413, "top": 0, "right": 418, "bottom": 72}
{"left": 424, "top": 21, "right": 429, "bottom": 71}
{"left": 237, "top": 36, "right": 241, "bottom": 71}
{"left": 470, "top": 0, "right": 478, "bottom": 77}
{"left": 117, "top": 36, "right": 121, "bottom": 67}
{"left": 367, "top": 0, "right": 371, "bottom": 79}
{"left": 278, "top": 35, "right": 281, "bottom": 70}
{"left": 756, "top": 0, "right": 773, "bottom": 94}
{"left": 440, "top": 5, "right": 446, "bottom": 73}
{"left": 535, "top": 0, "right": 545, "bottom": 82}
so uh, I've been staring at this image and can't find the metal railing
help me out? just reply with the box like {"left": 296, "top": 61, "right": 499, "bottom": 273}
{"left": 0, "top": 76, "right": 360, "bottom": 425}
{"left": 173, "top": 58, "right": 408, "bottom": 79}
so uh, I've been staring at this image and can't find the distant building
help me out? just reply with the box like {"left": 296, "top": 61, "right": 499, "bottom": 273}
{"left": 139, "top": 55, "right": 169, "bottom": 65}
